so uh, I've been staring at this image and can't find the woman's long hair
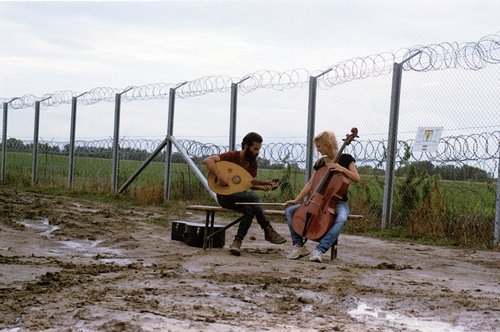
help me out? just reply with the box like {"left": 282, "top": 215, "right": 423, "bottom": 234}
{"left": 313, "top": 131, "right": 338, "bottom": 157}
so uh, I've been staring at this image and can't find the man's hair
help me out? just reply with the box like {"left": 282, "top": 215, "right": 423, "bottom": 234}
{"left": 241, "top": 132, "right": 263, "bottom": 149}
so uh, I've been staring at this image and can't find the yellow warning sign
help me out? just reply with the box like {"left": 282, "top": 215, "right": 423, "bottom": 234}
{"left": 413, "top": 127, "right": 443, "bottom": 153}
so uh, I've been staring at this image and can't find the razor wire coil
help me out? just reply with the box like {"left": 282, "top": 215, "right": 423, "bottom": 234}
{"left": 2, "top": 32, "right": 499, "bottom": 110}
{"left": 8, "top": 131, "right": 498, "bottom": 176}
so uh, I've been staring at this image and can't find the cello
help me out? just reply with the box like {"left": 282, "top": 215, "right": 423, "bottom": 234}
{"left": 291, "top": 128, "right": 358, "bottom": 241}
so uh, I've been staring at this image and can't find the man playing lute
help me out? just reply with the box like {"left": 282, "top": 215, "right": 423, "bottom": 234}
{"left": 203, "top": 132, "right": 287, "bottom": 256}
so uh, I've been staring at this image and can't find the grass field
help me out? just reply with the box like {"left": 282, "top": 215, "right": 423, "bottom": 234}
{"left": 1, "top": 151, "right": 497, "bottom": 248}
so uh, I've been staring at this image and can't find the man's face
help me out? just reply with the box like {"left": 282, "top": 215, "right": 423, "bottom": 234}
{"left": 244, "top": 142, "right": 261, "bottom": 162}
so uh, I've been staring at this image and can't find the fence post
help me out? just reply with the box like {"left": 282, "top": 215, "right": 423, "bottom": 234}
{"left": 229, "top": 76, "right": 250, "bottom": 150}
{"left": 1, "top": 97, "right": 19, "bottom": 183}
{"left": 495, "top": 152, "right": 500, "bottom": 246}
{"left": 32, "top": 101, "right": 40, "bottom": 185}
{"left": 32, "top": 97, "right": 51, "bottom": 185}
{"left": 68, "top": 92, "right": 87, "bottom": 188}
{"left": 305, "top": 76, "right": 317, "bottom": 183}
{"left": 381, "top": 63, "right": 402, "bottom": 230}
{"left": 164, "top": 82, "right": 187, "bottom": 203}
{"left": 382, "top": 51, "right": 422, "bottom": 230}
{"left": 111, "top": 87, "right": 133, "bottom": 193}
{"left": 305, "top": 68, "right": 333, "bottom": 183}
{"left": 170, "top": 136, "right": 217, "bottom": 202}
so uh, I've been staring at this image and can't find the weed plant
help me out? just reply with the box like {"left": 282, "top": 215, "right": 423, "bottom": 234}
{"left": 1, "top": 151, "right": 497, "bottom": 248}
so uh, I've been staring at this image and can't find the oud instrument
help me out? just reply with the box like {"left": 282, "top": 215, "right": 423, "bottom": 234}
{"left": 208, "top": 161, "right": 281, "bottom": 195}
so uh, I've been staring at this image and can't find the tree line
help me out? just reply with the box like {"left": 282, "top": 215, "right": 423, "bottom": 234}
{"left": 1, "top": 138, "right": 493, "bottom": 181}
{"left": 358, "top": 161, "right": 492, "bottom": 182}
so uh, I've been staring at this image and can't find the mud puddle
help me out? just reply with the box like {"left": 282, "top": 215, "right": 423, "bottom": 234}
{"left": 0, "top": 188, "right": 498, "bottom": 331}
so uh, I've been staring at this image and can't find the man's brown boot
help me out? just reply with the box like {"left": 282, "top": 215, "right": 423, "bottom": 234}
{"left": 264, "top": 226, "right": 287, "bottom": 244}
{"left": 229, "top": 239, "right": 242, "bottom": 256}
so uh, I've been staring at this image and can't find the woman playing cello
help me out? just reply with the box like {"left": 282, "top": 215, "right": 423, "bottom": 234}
{"left": 284, "top": 130, "right": 360, "bottom": 262}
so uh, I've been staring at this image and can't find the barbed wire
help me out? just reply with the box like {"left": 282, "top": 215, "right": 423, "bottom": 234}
{"left": 1, "top": 32, "right": 498, "bottom": 110}
{"left": 7, "top": 131, "right": 498, "bottom": 175}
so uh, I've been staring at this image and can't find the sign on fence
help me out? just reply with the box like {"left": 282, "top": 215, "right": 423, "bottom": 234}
{"left": 413, "top": 127, "right": 443, "bottom": 153}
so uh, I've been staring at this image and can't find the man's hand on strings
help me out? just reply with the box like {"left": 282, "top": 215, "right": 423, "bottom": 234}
{"left": 216, "top": 176, "right": 229, "bottom": 187}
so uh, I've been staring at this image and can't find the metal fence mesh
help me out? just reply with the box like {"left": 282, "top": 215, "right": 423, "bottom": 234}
{"left": 1, "top": 32, "right": 499, "bottom": 246}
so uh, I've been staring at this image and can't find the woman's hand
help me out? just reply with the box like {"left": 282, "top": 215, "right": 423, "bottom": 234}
{"left": 327, "top": 161, "right": 361, "bottom": 183}
{"left": 285, "top": 198, "right": 300, "bottom": 206}
{"left": 327, "top": 162, "right": 345, "bottom": 173}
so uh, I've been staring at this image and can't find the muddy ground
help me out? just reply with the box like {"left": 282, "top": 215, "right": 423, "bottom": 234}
{"left": 0, "top": 188, "right": 499, "bottom": 332}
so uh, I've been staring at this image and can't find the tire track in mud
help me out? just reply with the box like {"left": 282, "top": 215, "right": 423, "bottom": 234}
{"left": 1, "top": 188, "right": 499, "bottom": 331}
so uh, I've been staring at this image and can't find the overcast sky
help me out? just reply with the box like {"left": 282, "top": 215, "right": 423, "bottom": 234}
{"left": 1, "top": 0, "right": 499, "bottom": 97}
{"left": 0, "top": 0, "right": 499, "bottom": 142}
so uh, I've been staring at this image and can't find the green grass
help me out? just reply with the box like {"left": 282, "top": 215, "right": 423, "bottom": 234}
{"left": 1, "top": 151, "right": 497, "bottom": 248}
{"left": 358, "top": 228, "right": 460, "bottom": 246}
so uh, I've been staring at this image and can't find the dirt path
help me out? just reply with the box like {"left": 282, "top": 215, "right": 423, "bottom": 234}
{"left": 0, "top": 188, "right": 499, "bottom": 331}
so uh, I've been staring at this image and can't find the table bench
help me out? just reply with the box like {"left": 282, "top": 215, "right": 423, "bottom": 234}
{"left": 185, "top": 204, "right": 363, "bottom": 260}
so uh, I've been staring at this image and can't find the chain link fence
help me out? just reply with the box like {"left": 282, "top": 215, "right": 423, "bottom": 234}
{"left": 1, "top": 32, "right": 499, "bottom": 246}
